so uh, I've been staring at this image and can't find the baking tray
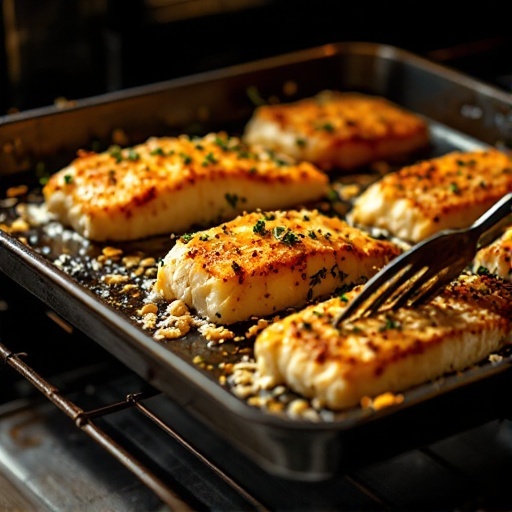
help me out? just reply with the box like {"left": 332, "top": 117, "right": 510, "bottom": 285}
{"left": 2, "top": 42, "right": 512, "bottom": 481}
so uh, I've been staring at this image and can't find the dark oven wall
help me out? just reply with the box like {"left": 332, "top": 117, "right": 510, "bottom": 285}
{"left": 1, "top": 0, "right": 512, "bottom": 114}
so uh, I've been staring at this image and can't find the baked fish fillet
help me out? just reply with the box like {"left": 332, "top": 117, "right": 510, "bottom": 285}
{"left": 254, "top": 273, "right": 512, "bottom": 410}
{"left": 42, "top": 132, "right": 329, "bottom": 241}
{"left": 154, "top": 209, "right": 401, "bottom": 324}
{"left": 243, "top": 90, "right": 430, "bottom": 171}
{"left": 349, "top": 148, "right": 512, "bottom": 243}
{"left": 472, "top": 225, "right": 512, "bottom": 280}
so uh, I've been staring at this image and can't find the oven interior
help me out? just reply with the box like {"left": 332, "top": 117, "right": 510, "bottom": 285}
{"left": 2, "top": 3, "right": 512, "bottom": 511}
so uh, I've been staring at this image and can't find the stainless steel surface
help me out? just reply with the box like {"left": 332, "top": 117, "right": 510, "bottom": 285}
{"left": 2, "top": 271, "right": 512, "bottom": 509}
{"left": 335, "top": 193, "right": 512, "bottom": 323}
{"left": 2, "top": 42, "right": 512, "bottom": 480}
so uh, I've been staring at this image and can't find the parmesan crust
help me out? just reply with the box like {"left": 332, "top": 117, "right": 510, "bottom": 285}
{"left": 42, "top": 132, "right": 329, "bottom": 241}
{"left": 349, "top": 148, "right": 512, "bottom": 242}
{"left": 243, "top": 91, "right": 430, "bottom": 171}
{"left": 254, "top": 273, "right": 512, "bottom": 410}
{"left": 154, "top": 209, "right": 401, "bottom": 324}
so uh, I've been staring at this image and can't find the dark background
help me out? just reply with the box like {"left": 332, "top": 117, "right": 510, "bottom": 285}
{"left": 1, "top": 0, "right": 512, "bottom": 114}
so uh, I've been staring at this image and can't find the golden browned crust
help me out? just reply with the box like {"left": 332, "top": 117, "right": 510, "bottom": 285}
{"left": 154, "top": 209, "right": 402, "bottom": 324}
{"left": 243, "top": 91, "right": 430, "bottom": 171}
{"left": 255, "top": 273, "right": 512, "bottom": 410}
{"left": 43, "top": 132, "right": 329, "bottom": 241}
{"left": 350, "top": 148, "right": 512, "bottom": 242}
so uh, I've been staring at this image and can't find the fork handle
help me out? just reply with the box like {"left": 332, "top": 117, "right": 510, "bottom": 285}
{"left": 471, "top": 192, "right": 512, "bottom": 249}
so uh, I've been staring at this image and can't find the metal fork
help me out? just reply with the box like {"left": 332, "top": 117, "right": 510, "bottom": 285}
{"left": 334, "top": 192, "right": 512, "bottom": 326}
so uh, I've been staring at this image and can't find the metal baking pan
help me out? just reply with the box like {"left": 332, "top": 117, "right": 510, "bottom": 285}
{"left": 2, "top": 42, "right": 512, "bottom": 481}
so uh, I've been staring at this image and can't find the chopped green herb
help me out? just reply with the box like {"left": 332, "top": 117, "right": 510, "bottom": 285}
{"left": 380, "top": 317, "right": 401, "bottom": 331}
{"left": 326, "top": 188, "right": 339, "bottom": 203}
{"left": 450, "top": 182, "right": 460, "bottom": 194}
{"left": 225, "top": 193, "right": 239, "bottom": 208}
{"left": 319, "top": 122, "right": 335, "bottom": 133}
{"left": 214, "top": 135, "right": 230, "bottom": 151}
{"left": 127, "top": 148, "right": 140, "bottom": 160}
{"left": 180, "top": 152, "right": 192, "bottom": 165}
{"left": 310, "top": 267, "right": 327, "bottom": 287}
{"left": 180, "top": 233, "right": 194, "bottom": 243}
{"left": 246, "top": 85, "right": 266, "bottom": 106}
{"left": 202, "top": 152, "right": 218, "bottom": 166}
{"left": 109, "top": 145, "right": 123, "bottom": 163}
{"left": 253, "top": 219, "right": 267, "bottom": 235}
{"left": 272, "top": 227, "right": 299, "bottom": 246}
{"left": 273, "top": 226, "right": 286, "bottom": 239}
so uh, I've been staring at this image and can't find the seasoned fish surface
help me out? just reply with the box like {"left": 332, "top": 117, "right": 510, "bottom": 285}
{"left": 243, "top": 91, "right": 430, "bottom": 171}
{"left": 255, "top": 273, "right": 512, "bottom": 410}
{"left": 472, "top": 225, "right": 512, "bottom": 280}
{"left": 42, "top": 132, "right": 329, "bottom": 241}
{"left": 349, "top": 149, "right": 512, "bottom": 242}
{"left": 154, "top": 209, "right": 401, "bottom": 324}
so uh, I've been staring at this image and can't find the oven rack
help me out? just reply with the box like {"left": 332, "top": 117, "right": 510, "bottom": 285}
{"left": 4, "top": 310, "right": 512, "bottom": 511}
{"left": 0, "top": 339, "right": 268, "bottom": 511}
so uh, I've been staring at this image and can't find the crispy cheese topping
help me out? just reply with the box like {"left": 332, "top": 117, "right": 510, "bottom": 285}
{"left": 254, "top": 273, "right": 512, "bottom": 410}
{"left": 155, "top": 209, "right": 401, "bottom": 324}
{"left": 244, "top": 90, "right": 430, "bottom": 171}
{"left": 350, "top": 148, "right": 512, "bottom": 242}
{"left": 42, "top": 132, "right": 329, "bottom": 241}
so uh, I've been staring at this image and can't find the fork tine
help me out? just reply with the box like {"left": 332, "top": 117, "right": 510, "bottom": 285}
{"left": 334, "top": 233, "right": 458, "bottom": 325}
{"left": 337, "top": 260, "right": 422, "bottom": 322}
{"left": 391, "top": 264, "right": 442, "bottom": 310}
{"left": 335, "top": 262, "right": 411, "bottom": 322}
{"left": 334, "top": 193, "right": 512, "bottom": 328}
{"left": 406, "top": 259, "right": 469, "bottom": 308}
{"left": 363, "top": 263, "right": 426, "bottom": 316}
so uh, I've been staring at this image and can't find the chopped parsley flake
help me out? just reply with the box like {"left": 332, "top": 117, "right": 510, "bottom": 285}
{"left": 225, "top": 193, "right": 239, "bottom": 208}
{"left": 450, "top": 182, "right": 461, "bottom": 194}
{"left": 273, "top": 226, "right": 299, "bottom": 245}
{"left": 180, "top": 233, "right": 194, "bottom": 243}
{"left": 109, "top": 145, "right": 123, "bottom": 163}
{"left": 202, "top": 152, "right": 218, "bottom": 166}
{"left": 273, "top": 226, "right": 286, "bottom": 238}
{"left": 214, "top": 136, "right": 230, "bottom": 150}
{"left": 127, "top": 149, "right": 140, "bottom": 161}
{"left": 246, "top": 85, "right": 266, "bottom": 106}
{"left": 319, "top": 122, "right": 335, "bottom": 133}
{"left": 253, "top": 219, "right": 267, "bottom": 235}
{"left": 380, "top": 317, "right": 401, "bottom": 331}
{"left": 180, "top": 152, "right": 193, "bottom": 165}
{"left": 310, "top": 267, "right": 327, "bottom": 287}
